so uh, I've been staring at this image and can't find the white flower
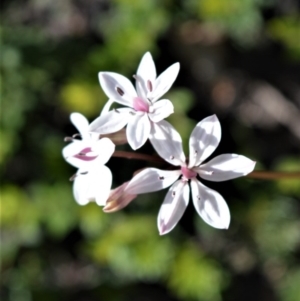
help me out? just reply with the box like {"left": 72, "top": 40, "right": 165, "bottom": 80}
{"left": 62, "top": 113, "right": 115, "bottom": 206}
{"left": 89, "top": 52, "right": 180, "bottom": 150}
{"left": 126, "top": 115, "right": 256, "bottom": 235}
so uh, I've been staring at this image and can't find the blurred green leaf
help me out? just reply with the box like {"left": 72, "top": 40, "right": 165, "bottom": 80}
{"left": 168, "top": 242, "right": 224, "bottom": 301}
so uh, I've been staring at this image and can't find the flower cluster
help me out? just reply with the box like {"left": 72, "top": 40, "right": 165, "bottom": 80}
{"left": 63, "top": 52, "right": 256, "bottom": 235}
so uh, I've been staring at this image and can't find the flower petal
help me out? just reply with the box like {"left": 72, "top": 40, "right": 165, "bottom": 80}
{"left": 189, "top": 115, "right": 221, "bottom": 168}
{"left": 73, "top": 165, "right": 112, "bottom": 206}
{"left": 197, "top": 154, "right": 256, "bottom": 182}
{"left": 62, "top": 141, "right": 91, "bottom": 169}
{"left": 151, "top": 62, "right": 180, "bottom": 102}
{"left": 158, "top": 180, "right": 189, "bottom": 235}
{"left": 70, "top": 112, "right": 90, "bottom": 140}
{"left": 99, "top": 72, "right": 137, "bottom": 107}
{"left": 100, "top": 99, "right": 114, "bottom": 116}
{"left": 126, "top": 113, "right": 151, "bottom": 150}
{"left": 136, "top": 52, "right": 157, "bottom": 99}
{"left": 89, "top": 108, "right": 132, "bottom": 134}
{"left": 148, "top": 99, "right": 174, "bottom": 123}
{"left": 149, "top": 120, "right": 186, "bottom": 166}
{"left": 126, "top": 168, "right": 181, "bottom": 194}
{"left": 92, "top": 138, "right": 115, "bottom": 165}
{"left": 103, "top": 181, "right": 137, "bottom": 213}
{"left": 190, "top": 179, "right": 230, "bottom": 229}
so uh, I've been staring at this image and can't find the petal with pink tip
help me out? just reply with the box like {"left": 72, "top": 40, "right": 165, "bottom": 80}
{"left": 191, "top": 179, "right": 230, "bottom": 229}
{"left": 158, "top": 180, "right": 189, "bottom": 235}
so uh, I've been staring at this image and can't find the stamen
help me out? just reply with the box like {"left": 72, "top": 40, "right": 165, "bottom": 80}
{"left": 80, "top": 171, "right": 88, "bottom": 175}
{"left": 159, "top": 176, "right": 164, "bottom": 180}
{"left": 197, "top": 195, "right": 200, "bottom": 200}
{"left": 116, "top": 87, "right": 124, "bottom": 96}
{"left": 69, "top": 173, "right": 77, "bottom": 181}
{"left": 72, "top": 133, "right": 81, "bottom": 138}
{"left": 129, "top": 111, "right": 136, "bottom": 115}
{"left": 147, "top": 80, "right": 153, "bottom": 92}
{"left": 170, "top": 156, "right": 175, "bottom": 160}
{"left": 172, "top": 191, "right": 176, "bottom": 197}
{"left": 114, "top": 108, "right": 120, "bottom": 113}
{"left": 64, "top": 137, "right": 73, "bottom": 142}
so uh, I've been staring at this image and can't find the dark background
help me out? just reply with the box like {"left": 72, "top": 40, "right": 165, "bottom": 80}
{"left": 1, "top": 0, "right": 300, "bottom": 300}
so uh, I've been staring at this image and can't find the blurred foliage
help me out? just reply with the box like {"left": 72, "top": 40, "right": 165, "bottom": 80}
{"left": 268, "top": 16, "right": 300, "bottom": 59}
{"left": 1, "top": 0, "right": 300, "bottom": 301}
{"left": 191, "top": 0, "right": 264, "bottom": 45}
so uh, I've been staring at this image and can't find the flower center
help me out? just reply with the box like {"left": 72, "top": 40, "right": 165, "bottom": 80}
{"left": 181, "top": 166, "right": 197, "bottom": 179}
{"left": 74, "top": 147, "right": 98, "bottom": 161}
{"left": 133, "top": 97, "right": 149, "bottom": 112}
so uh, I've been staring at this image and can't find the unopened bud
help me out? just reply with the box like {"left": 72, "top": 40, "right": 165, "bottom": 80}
{"left": 101, "top": 128, "right": 127, "bottom": 145}
{"left": 103, "top": 182, "right": 137, "bottom": 213}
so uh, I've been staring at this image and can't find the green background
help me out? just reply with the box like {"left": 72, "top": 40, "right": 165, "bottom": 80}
{"left": 1, "top": 0, "right": 300, "bottom": 300}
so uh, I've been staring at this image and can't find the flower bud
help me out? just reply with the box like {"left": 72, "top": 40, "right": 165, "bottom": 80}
{"left": 101, "top": 129, "right": 127, "bottom": 145}
{"left": 103, "top": 181, "right": 137, "bottom": 213}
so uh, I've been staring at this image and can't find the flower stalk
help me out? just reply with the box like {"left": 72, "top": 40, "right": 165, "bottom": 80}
{"left": 112, "top": 151, "right": 300, "bottom": 180}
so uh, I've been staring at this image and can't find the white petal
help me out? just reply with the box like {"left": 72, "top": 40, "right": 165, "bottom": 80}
{"left": 149, "top": 120, "right": 186, "bottom": 166}
{"left": 148, "top": 99, "right": 174, "bottom": 123}
{"left": 151, "top": 62, "right": 180, "bottom": 102}
{"left": 126, "top": 168, "right": 181, "bottom": 194}
{"left": 157, "top": 180, "right": 189, "bottom": 235}
{"left": 73, "top": 173, "right": 90, "bottom": 205}
{"left": 92, "top": 138, "right": 115, "bottom": 165}
{"left": 89, "top": 108, "right": 132, "bottom": 134}
{"left": 190, "top": 179, "right": 230, "bottom": 229}
{"left": 197, "top": 154, "right": 256, "bottom": 182}
{"left": 126, "top": 113, "right": 151, "bottom": 150}
{"left": 99, "top": 72, "right": 137, "bottom": 107}
{"left": 100, "top": 99, "right": 114, "bottom": 116}
{"left": 136, "top": 52, "right": 157, "bottom": 99}
{"left": 73, "top": 165, "right": 112, "bottom": 206}
{"left": 62, "top": 141, "right": 92, "bottom": 169}
{"left": 94, "top": 165, "right": 113, "bottom": 206}
{"left": 70, "top": 113, "right": 90, "bottom": 140}
{"left": 189, "top": 115, "right": 221, "bottom": 168}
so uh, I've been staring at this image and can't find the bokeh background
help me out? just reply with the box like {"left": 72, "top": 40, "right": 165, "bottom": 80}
{"left": 1, "top": 0, "right": 300, "bottom": 300}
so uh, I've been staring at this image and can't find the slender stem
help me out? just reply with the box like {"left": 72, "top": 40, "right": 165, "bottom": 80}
{"left": 247, "top": 171, "right": 300, "bottom": 180}
{"left": 112, "top": 150, "right": 165, "bottom": 163}
{"left": 112, "top": 151, "right": 300, "bottom": 180}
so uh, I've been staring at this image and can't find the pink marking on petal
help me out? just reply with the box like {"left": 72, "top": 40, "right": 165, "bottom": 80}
{"left": 133, "top": 97, "right": 149, "bottom": 112}
{"left": 181, "top": 166, "right": 197, "bottom": 179}
{"left": 74, "top": 147, "right": 97, "bottom": 161}
{"left": 159, "top": 221, "right": 167, "bottom": 235}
